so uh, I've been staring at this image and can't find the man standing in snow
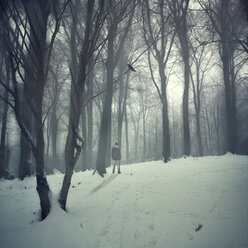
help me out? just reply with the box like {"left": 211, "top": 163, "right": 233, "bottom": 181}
{"left": 112, "top": 142, "right": 121, "bottom": 174}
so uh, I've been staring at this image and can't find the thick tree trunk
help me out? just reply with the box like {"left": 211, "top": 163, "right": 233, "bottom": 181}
{"left": 182, "top": 53, "right": 191, "bottom": 156}
{"left": 159, "top": 64, "right": 170, "bottom": 163}
{"left": 59, "top": 83, "right": 83, "bottom": 209}
{"left": 33, "top": 90, "right": 51, "bottom": 220}
{"left": 221, "top": 41, "right": 236, "bottom": 153}
{"left": 22, "top": 0, "right": 51, "bottom": 219}
{"left": 19, "top": 83, "right": 33, "bottom": 179}
{"left": 95, "top": 30, "right": 115, "bottom": 175}
{"left": 175, "top": 2, "right": 191, "bottom": 157}
{"left": 59, "top": 0, "right": 93, "bottom": 210}
{"left": 50, "top": 104, "right": 58, "bottom": 158}
{"left": 0, "top": 57, "right": 10, "bottom": 179}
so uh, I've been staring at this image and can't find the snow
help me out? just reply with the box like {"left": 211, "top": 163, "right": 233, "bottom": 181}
{"left": 0, "top": 154, "right": 248, "bottom": 248}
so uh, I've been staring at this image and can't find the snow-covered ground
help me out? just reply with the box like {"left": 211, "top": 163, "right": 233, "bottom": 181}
{"left": 0, "top": 154, "right": 248, "bottom": 248}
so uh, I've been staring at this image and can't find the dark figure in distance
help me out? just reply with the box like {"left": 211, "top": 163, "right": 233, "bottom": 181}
{"left": 112, "top": 142, "right": 121, "bottom": 174}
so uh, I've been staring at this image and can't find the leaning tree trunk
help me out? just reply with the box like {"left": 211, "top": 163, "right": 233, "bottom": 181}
{"left": 59, "top": 0, "right": 96, "bottom": 209}
{"left": 59, "top": 75, "right": 83, "bottom": 210}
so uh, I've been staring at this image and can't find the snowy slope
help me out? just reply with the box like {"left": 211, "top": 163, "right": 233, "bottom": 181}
{"left": 0, "top": 154, "right": 248, "bottom": 248}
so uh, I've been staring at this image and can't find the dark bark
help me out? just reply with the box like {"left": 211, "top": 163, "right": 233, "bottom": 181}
{"left": 50, "top": 104, "right": 58, "bottom": 158}
{"left": 95, "top": 0, "right": 135, "bottom": 175}
{"left": 191, "top": 63, "right": 203, "bottom": 157}
{"left": 159, "top": 66, "right": 170, "bottom": 162}
{"left": 124, "top": 105, "right": 129, "bottom": 164}
{"left": 81, "top": 103, "right": 87, "bottom": 171}
{"left": 95, "top": 30, "right": 115, "bottom": 175}
{"left": 221, "top": 42, "right": 236, "bottom": 153}
{"left": 170, "top": 0, "right": 191, "bottom": 156}
{"left": 85, "top": 64, "right": 93, "bottom": 169}
{"left": 140, "top": 93, "right": 147, "bottom": 162}
{"left": 117, "top": 66, "right": 129, "bottom": 151}
{"left": 0, "top": 57, "right": 9, "bottom": 178}
{"left": 199, "top": 0, "right": 239, "bottom": 153}
{"left": 1, "top": 0, "right": 68, "bottom": 219}
{"left": 181, "top": 40, "right": 191, "bottom": 156}
{"left": 143, "top": 0, "right": 175, "bottom": 162}
{"left": 22, "top": 0, "right": 51, "bottom": 219}
{"left": 59, "top": 0, "right": 99, "bottom": 210}
{"left": 18, "top": 87, "right": 32, "bottom": 179}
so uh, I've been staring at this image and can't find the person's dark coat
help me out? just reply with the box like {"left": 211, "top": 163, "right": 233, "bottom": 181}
{"left": 112, "top": 145, "right": 121, "bottom": 161}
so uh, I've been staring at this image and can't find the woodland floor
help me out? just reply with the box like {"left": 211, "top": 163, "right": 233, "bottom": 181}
{"left": 0, "top": 153, "right": 248, "bottom": 248}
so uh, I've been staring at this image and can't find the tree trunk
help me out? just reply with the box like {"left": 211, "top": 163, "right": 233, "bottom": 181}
{"left": 142, "top": 109, "right": 146, "bottom": 162}
{"left": 159, "top": 63, "right": 170, "bottom": 162}
{"left": 50, "top": 104, "right": 58, "bottom": 158}
{"left": 174, "top": 1, "right": 191, "bottom": 156}
{"left": 182, "top": 49, "right": 191, "bottom": 156}
{"left": 81, "top": 104, "right": 87, "bottom": 171}
{"left": 124, "top": 105, "right": 129, "bottom": 164}
{"left": 0, "top": 55, "right": 10, "bottom": 178}
{"left": 23, "top": 0, "right": 51, "bottom": 219}
{"left": 59, "top": 80, "right": 83, "bottom": 209}
{"left": 33, "top": 89, "right": 51, "bottom": 220}
{"left": 192, "top": 64, "right": 203, "bottom": 157}
{"left": 86, "top": 67, "right": 93, "bottom": 169}
{"left": 19, "top": 68, "right": 33, "bottom": 179}
{"left": 95, "top": 28, "right": 116, "bottom": 175}
{"left": 221, "top": 41, "right": 236, "bottom": 153}
{"left": 196, "top": 109, "right": 203, "bottom": 156}
{"left": 59, "top": 0, "right": 94, "bottom": 210}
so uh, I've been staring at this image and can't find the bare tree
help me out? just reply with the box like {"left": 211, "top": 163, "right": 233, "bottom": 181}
{"left": 59, "top": 0, "right": 106, "bottom": 210}
{"left": 169, "top": 0, "right": 191, "bottom": 156}
{"left": 188, "top": 17, "right": 216, "bottom": 156}
{"left": 0, "top": 53, "right": 10, "bottom": 179}
{"left": 142, "top": 0, "right": 176, "bottom": 162}
{"left": 0, "top": 0, "right": 68, "bottom": 220}
{"left": 95, "top": 0, "right": 136, "bottom": 176}
{"left": 198, "top": 0, "right": 245, "bottom": 153}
